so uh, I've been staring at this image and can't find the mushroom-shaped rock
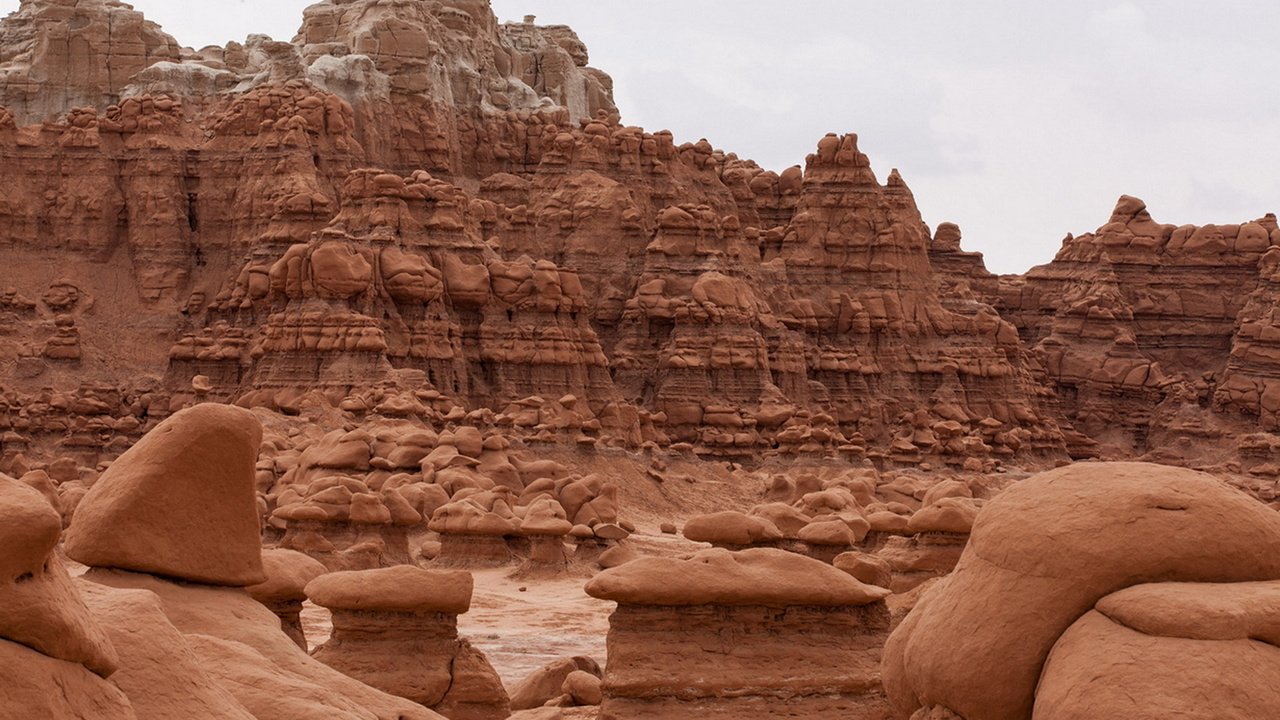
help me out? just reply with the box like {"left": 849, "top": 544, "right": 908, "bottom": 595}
{"left": 681, "top": 510, "right": 783, "bottom": 548}
{"left": 307, "top": 566, "right": 508, "bottom": 718}
{"left": 520, "top": 497, "right": 574, "bottom": 537}
{"left": 430, "top": 498, "right": 520, "bottom": 567}
{"left": 64, "top": 404, "right": 266, "bottom": 587}
{"left": 519, "top": 497, "right": 574, "bottom": 566}
{"left": 797, "top": 518, "right": 859, "bottom": 563}
{"left": 245, "top": 549, "right": 328, "bottom": 650}
{"left": 883, "top": 462, "right": 1280, "bottom": 720}
{"left": 306, "top": 566, "right": 473, "bottom": 615}
{"left": 586, "top": 547, "right": 888, "bottom": 607}
{"left": 907, "top": 496, "right": 979, "bottom": 534}
{"left": 587, "top": 548, "right": 893, "bottom": 718}
{"left": 82, "top": 563, "right": 443, "bottom": 720}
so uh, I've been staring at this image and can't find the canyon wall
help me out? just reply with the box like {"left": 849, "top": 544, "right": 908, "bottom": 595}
{"left": 0, "top": 0, "right": 1276, "bottom": 480}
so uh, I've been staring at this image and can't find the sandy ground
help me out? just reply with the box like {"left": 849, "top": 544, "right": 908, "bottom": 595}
{"left": 460, "top": 568, "right": 613, "bottom": 686}
{"left": 300, "top": 568, "right": 610, "bottom": 688}
{"left": 301, "top": 528, "right": 707, "bottom": 689}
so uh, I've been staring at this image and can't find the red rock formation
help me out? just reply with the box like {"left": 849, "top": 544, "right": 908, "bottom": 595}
{"left": 998, "top": 197, "right": 1280, "bottom": 459}
{"left": 0, "top": 471, "right": 121, "bottom": 687}
{"left": 883, "top": 462, "right": 1280, "bottom": 720}
{"left": 64, "top": 403, "right": 267, "bottom": 587}
{"left": 509, "top": 656, "right": 604, "bottom": 711}
{"left": 1036, "top": 581, "right": 1280, "bottom": 720}
{"left": 0, "top": 0, "right": 1087, "bottom": 472}
{"left": 307, "top": 566, "right": 511, "bottom": 720}
{"left": 62, "top": 402, "right": 448, "bottom": 719}
{"left": 1216, "top": 239, "right": 1280, "bottom": 431}
{"left": 1, "top": 0, "right": 1277, "bottom": 522}
{"left": 245, "top": 549, "right": 328, "bottom": 651}
{"left": 929, "top": 222, "right": 999, "bottom": 302}
{"left": 585, "top": 548, "right": 894, "bottom": 719}
{"left": 0, "top": 0, "right": 181, "bottom": 124}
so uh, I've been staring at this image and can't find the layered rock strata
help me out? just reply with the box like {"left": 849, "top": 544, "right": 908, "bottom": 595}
{"left": 997, "top": 197, "right": 1280, "bottom": 458}
{"left": 0, "top": 0, "right": 1078, "bottom": 472}
{"left": 585, "top": 547, "right": 893, "bottom": 719}
{"left": 308, "top": 565, "right": 511, "bottom": 720}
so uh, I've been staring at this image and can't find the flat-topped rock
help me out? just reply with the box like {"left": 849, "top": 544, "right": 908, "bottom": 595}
{"left": 64, "top": 404, "right": 265, "bottom": 587}
{"left": 306, "top": 565, "right": 507, "bottom": 719}
{"left": 246, "top": 549, "right": 328, "bottom": 606}
{"left": 1097, "top": 580, "right": 1280, "bottom": 644}
{"left": 593, "top": 546, "right": 895, "bottom": 719}
{"left": 585, "top": 547, "right": 889, "bottom": 607}
{"left": 681, "top": 511, "right": 782, "bottom": 547}
{"left": 306, "top": 566, "right": 473, "bottom": 614}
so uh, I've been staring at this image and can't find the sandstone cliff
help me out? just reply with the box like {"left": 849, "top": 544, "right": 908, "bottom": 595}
{"left": 0, "top": 0, "right": 1276, "bottom": 482}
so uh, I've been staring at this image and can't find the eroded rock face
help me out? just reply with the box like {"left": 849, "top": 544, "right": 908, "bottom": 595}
{"left": 307, "top": 566, "right": 511, "bottom": 720}
{"left": 0, "top": 0, "right": 1278, "bottom": 491}
{"left": 84, "top": 568, "right": 446, "bottom": 720}
{"left": 586, "top": 548, "right": 893, "bottom": 719}
{"left": 997, "top": 197, "right": 1280, "bottom": 461}
{"left": 0, "top": 0, "right": 1094, "bottom": 475}
{"left": 0, "top": 640, "right": 135, "bottom": 720}
{"left": 75, "top": 581, "right": 258, "bottom": 720}
{"left": 64, "top": 403, "right": 267, "bottom": 587}
{"left": 1037, "top": 601, "right": 1280, "bottom": 720}
{"left": 0, "top": 471, "right": 130, "bottom": 720}
{"left": 1218, "top": 241, "right": 1280, "bottom": 433}
{"left": 509, "top": 656, "right": 604, "bottom": 711}
{"left": 47, "top": 399, "right": 446, "bottom": 720}
{"left": 882, "top": 462, "right": 1280, "bottom": 720}
{"left": 1037, "top": 580, "right": 1280, "bottom": 719}
{"left": 0, "top": 0, "right": 182, "bottom": 124}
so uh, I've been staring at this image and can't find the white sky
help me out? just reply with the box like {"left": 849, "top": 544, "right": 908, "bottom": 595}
{"left": 2, "top": 0, "right": 1277, "bottom": 273}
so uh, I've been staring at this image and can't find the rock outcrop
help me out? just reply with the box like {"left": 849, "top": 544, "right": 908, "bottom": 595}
{"left": 245, "top": 548, "right": 328, "bottom": 650}
{"left": 3, "top": 2, "right": 1280, "bottom": 718}
{"left": 57, "top": 401, "right": 447, "bottom": 720}
{"left": 997, "top": 197, "right": 1280, "bottom": 461}
{"left": 308, "top": 566, "right": 511, "bottom": 720}
{"left": 882, "top": 462, "right": 1280, "bottom": 720}
{"left": 1036, "top": 581, "right": 1280, "bottom": 720}
{"left": 585, "top": 547, "right": 893, "bottom": 719}
{"left": 0, "top": 0, "right": 1088, "bottom": 476}
{"left": 0, "top": 471, "right": 130, "bottom": 720}
{"left": 64, "top": 403, "right": 267, "bottom": 587}
{"left": 509, "top": 656, "right": 604, "bottom": 711}
{"left": 0, "top": 0, "right": 182, "bottom": 124}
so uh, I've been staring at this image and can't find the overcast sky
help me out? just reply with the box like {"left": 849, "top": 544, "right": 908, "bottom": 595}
{"left": 3, "top": 1, "right": 1276, "bottom": 273}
